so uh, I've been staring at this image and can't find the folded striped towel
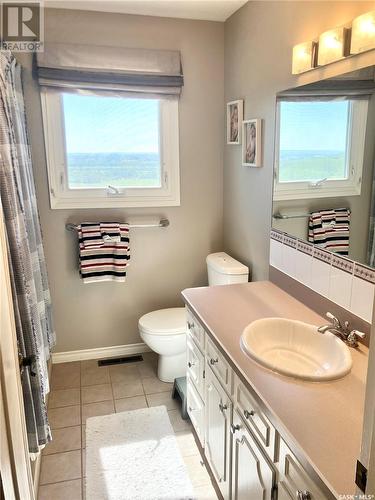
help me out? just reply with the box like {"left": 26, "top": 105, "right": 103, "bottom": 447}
{"left": 308, "top": 208, "right": 350, "bottom": 255}
{"left": 77, "top": 223, "right": 130, "bottom": 283}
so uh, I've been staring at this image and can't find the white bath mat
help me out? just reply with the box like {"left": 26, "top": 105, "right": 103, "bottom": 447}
{"left": 85, "top": 406, "right": 195, "bottom": 500}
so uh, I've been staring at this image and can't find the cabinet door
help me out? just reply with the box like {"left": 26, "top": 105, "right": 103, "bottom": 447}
{"left": 231, "top": 411, "right": 275, "bottom": 500}
{"left": 205, "top": 366, "right": 231, "bottom": 500}
{"left": 187, "top": 378, "right": 205, "bottom": 447}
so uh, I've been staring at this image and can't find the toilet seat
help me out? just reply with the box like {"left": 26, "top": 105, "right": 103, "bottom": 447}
{"left": 138, "top": 307, "right": 186, "bottom": 336}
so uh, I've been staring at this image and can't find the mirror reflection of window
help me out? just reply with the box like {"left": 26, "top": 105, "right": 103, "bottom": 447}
{"left": 279, "top": 100, "right": 350, "bottom": 183}
{"left": 274, "top": 96, "right": 369, "bottom": 201}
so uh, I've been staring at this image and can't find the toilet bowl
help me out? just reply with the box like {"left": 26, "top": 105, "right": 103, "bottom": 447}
{"left": 139, "top": 252, "right": 249, "bottom": 383}
{"left": 139, "top": 308, "right": 187, "bottom": 382}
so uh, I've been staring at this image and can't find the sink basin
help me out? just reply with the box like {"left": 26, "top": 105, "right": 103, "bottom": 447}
{"left": 241, "top": 317, "right": 352, "bottom": 381}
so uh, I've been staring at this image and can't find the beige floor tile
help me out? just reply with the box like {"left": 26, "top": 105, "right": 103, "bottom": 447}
{"left": 81, "top": 360, "right": 110, "bottom": 386}
{"left": 49, "top": 405, "right": 81, "bottom": 429}
{"left": 44, "top": 426, "right": 81, "bottom": 455}
{"left": 81, "top": 384, "right": 113, "bottom": 404}
{"left": 38, "top": 479, "right": 82, "bottom": 500}
{"left": 114, "top": 395, "right": 148, "bottom": 412}
{"left": 82, "top": 400, "right": 115, "bottom": 423}
{"left": 175, "top": 430, "right": 200, "bottom": 457}
{"left": 111, "top": 380, "right": 143, "bottom": 399}
{"left": 194, "top": 483, "right": 219, "bottom": 500}
{"left": 52, "top": 362, "right": 81, "bottom": 390}
{"left": 168, "top": 409, "right": 192, "bottom": 433}
{"left": 40, "top": 450, "right": 81, "bottom": 485}
{"left": 49, "top": 388, "right": 81, "bottom": 409}
{"left": 82, "top": 425, "right": 86, "bottom": 448}
{"left": 142, "top": 377, "right": 173, "bottom": 395}
{"left": 138, "top": 361, "right": 158, "bottom": 379}
{"left": 141, "top": 352, "right": 158, "bottom": 365}
{"left": 146, "top": 391, "right": 179, "bottom": 410}
{"left": 183, "top": 454, "right": 211, "bottom": 488}
{"left": 109, "top": 364, "right": 140, "bottom": 384}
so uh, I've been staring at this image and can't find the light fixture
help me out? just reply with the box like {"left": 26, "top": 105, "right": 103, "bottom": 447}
{"left": 317, "top": 27, "right": 347, "bottom": 66}
{"left": 351, "top": 10, "right": 375, "bottom": 54}
{"left": 292, "top": 41, "right": 317, "bottom": 75}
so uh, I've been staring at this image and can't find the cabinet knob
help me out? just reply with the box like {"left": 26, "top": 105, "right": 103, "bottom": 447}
{"left": 187, "top": 361, "right": 194, "bottom": 368}
{"left": 210, "top": 357, "right": 219, "bottom": 365}
{"left": 218, "top": 402, "right": 228, "bottom": 412}
{"left": 188, "top": 406, "right": 195, "bottom": 412}
{"left": 187, "top": 321, "right": 194, "bottom": 330}
{"left": 296, "top": 491, "right": 311, "bottom": 500}
{"left": 244, "top": 409, "right": 255, "bottom": 419}
{"left": 230, "top": 423, "right": 241, "bottom": 434}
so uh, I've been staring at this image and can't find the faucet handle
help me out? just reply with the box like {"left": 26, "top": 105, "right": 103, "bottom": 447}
{"left": 346, "top": 329, "right": 366, "bottom": 347}
{"left": 326, "top": 312, "right": 341, "bottom": 328}
{"left": 350, "top": 329, "right": 366, "bottom": 339}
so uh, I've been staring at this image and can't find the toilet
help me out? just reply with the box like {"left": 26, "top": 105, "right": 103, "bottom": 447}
{"left": 138, "top": 252, "right": 249, "bottom": 382}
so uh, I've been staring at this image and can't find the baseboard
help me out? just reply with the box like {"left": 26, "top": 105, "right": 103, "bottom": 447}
{"left": 51, "top": 342, "right": 151, "bottom": 364}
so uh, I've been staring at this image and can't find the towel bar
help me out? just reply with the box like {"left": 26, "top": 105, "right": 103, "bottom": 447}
{"left": 273, "top": 210, "right": 351, "bottom": 220}
{"left": 273, "top": 212, "right": 310, "bottom": 220}
{"left": 65, "top": 218, "right": 170, "bottom": 232}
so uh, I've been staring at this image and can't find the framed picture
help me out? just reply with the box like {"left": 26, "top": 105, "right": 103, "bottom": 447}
{"left": 242, "top": 119, "right": 262, "bottom": 167}
{"left": 226, "top": 100, "right": 243, "bottom": 145}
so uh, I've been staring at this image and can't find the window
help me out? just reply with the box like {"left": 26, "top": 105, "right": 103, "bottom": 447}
{"left": 41, "top": 91, "right": 180, "bottom": 209}
{"left": 274, "top": 98, "right": 368, "bottom": 200}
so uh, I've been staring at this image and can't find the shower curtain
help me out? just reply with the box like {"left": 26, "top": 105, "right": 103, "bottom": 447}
{"left": 0, "top": 51, "right": 55, "bottom": 452}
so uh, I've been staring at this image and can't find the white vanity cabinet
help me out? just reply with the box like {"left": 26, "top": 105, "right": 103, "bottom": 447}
{"left": 185, "top": 308, "right": 328, "bottom": 500}
{"left": 231, "top": 410, "right": 276, "bottom": 500}
{"left": 205, "top": 365, "right": 232, "bottom": 500}
{"left": 186, "top": 310, "right": 206, "bottom": 447}
{"left": 276, "top": 438, "right": 326, "bottom": 500}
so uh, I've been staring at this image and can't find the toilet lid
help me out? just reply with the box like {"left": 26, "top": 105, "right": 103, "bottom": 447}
{"left": 139, "top": 308, "right": 186, "bottom": 335}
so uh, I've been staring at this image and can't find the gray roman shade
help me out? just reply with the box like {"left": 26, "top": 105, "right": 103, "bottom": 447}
{"left": 36, "top": 42, "right": 183, "bottom": 97}
{"left": 278, "top": 80, "right": 375, "bottom": 101}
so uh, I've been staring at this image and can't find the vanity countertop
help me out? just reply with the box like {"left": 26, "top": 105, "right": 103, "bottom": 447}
{"left": 182, "top": 280, "right": 369, "bottom": 498}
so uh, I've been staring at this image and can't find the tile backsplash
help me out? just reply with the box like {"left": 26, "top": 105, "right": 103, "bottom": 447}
{"left": 270, "top": 229, "right": 375, "bottom": 323}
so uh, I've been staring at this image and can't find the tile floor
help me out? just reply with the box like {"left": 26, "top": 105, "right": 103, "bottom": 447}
{"left": 38, "top": 352, "right": 218, "bottom": 500}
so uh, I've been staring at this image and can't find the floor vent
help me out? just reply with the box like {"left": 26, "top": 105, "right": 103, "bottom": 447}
{"left": 98, "top": 355, "right": 143, "bottom": 367}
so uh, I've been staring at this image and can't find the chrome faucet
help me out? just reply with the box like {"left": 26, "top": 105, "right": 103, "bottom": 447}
{"left": 317, "top": 312, "right": 366, "bottom": 348}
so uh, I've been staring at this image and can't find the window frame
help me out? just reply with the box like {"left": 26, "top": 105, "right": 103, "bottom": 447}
{"left": 273, "top": 98, "right": 368, "bottom": 201}
{"left": 41, "top": 90, "right": 180, "bottom": 209}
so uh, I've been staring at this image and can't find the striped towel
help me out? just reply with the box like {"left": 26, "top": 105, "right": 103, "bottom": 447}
{"left": 308, "top": 208, "right": 350, "bottom": 255}
{"left": 77, "top": 223, "right": 130, "bottom": 283}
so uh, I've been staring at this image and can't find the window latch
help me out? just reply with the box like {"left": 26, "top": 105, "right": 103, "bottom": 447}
{"left": 107, "top": 185, "right": 121, "bottom": 196}
{"left": 308, "top": 177, "right": 327, "bottom": 189}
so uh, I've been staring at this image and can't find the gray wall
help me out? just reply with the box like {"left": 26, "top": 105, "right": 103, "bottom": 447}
{"left": 223, "top": 1, "right": 374, "bottom": 281}
{"left": 19, "top": 9, "right": 224, "bottom": 353}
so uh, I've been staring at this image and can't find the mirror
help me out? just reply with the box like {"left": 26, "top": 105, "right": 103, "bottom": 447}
{"left": 272, "top": 66, "right": 375, "bottom": 268}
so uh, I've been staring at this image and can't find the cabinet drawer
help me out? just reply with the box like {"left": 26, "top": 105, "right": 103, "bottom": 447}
{"left": 187, "top": 378, "right": 205, "bottom": 447}
{"left": 277, "top": 438, "right": 326, "bottom": 500}
{"left": 187, "top": 333, "right": 204, "bottom": 398}
{"left": 206, "top": 335, "right": 232, "bottom": 394}
{"left": 186, "top": 308, "right": 205, "bottom": 352}
{"left": 234, "top": 376, "right": 276, "bottom": 461}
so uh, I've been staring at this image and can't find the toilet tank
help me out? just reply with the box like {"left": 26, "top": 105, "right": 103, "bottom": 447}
{"left": 206, "top": 252, "right": 249, "bottom": 286}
